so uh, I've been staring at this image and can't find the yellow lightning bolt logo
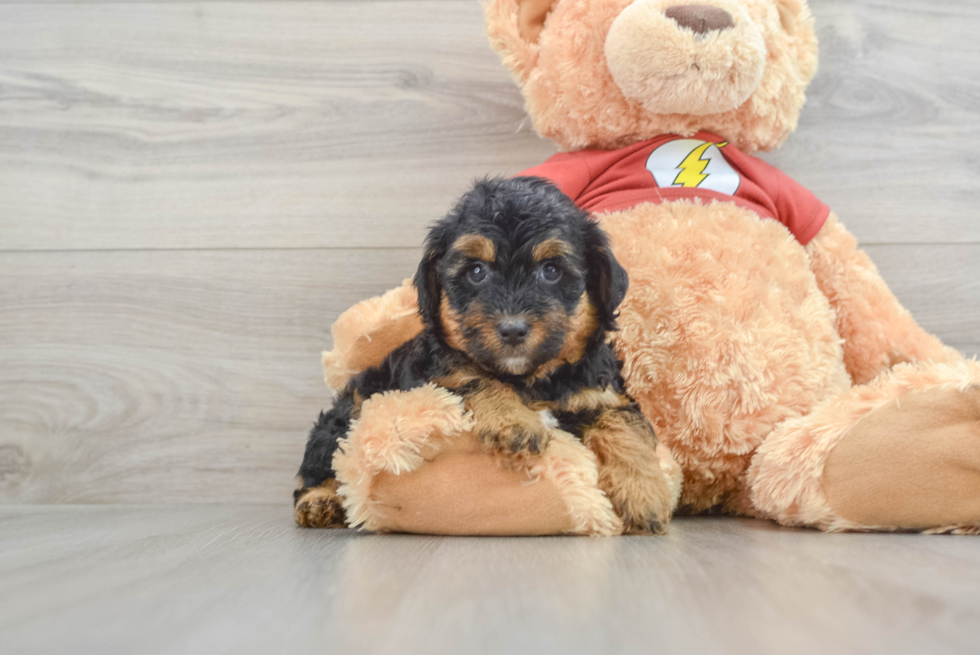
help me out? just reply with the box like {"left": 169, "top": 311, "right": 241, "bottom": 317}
{"left": 672, "top": 141, "right": 728, "bottom": 188}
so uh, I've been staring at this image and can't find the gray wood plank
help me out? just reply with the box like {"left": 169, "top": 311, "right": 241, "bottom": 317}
{"left": 865, "top": 244, "right": 980, "bottom": 354}
{"left": 1, "top": 1, "right": 979, "bottom": 250}
{"left": 763, "top": 0, "right": 980, "bottom": 245}
{"left": 0, "top": 245, "right": 976, "bottom": 505}
{"left": 1, "top": 507, "right": 978, "bottom": 655}
{"left": 0, "top": 248, "right": 421, "bottom": 504}
{"left": 0, "top": 1, "right": 551, "bottom": 251}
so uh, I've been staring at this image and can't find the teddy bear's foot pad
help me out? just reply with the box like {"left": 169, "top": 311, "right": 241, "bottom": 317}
{"left": 822, "top": 386, "right": 980, "bottom": 530}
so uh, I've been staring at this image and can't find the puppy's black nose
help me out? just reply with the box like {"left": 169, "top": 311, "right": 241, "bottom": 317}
{"left": 497, "top": 318, "right": 529, "bottom": 346}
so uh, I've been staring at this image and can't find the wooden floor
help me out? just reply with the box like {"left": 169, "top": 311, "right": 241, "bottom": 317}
{"left": 1, "top": 507, "right": 979, "bottom": 655}
{"left": 1, "top": 1, "right": 979, "bottom": 652}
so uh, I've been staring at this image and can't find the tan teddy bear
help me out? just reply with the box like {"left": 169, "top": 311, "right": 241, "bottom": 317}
{"left": 296, "top": 0, "right": 980, "bottom": 535}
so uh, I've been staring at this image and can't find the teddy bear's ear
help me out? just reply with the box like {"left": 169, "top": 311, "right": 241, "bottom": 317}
{"left": 775, "top": 0, "right": 804, "bottom": 35}
{"left": 485, "top": 0, "right": 561, "bottom": 83}
{"left": 516, "top": 0, "right": 559, "bottom": 42}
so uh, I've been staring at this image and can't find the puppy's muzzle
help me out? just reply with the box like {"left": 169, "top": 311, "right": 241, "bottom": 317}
{"left": 497, "top": 317, "right": 529, "bottom": 346}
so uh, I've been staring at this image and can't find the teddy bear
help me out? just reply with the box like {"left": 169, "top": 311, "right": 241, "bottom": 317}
{"left": 295, "top": 0, "right": 980, "bottom": 535}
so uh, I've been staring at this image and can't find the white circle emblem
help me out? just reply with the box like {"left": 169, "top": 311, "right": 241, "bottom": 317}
{"left": 645, "top": 139, "right": 741, "bottom": 195}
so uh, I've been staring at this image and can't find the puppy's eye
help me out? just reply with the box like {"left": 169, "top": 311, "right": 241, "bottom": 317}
{"left": 539, "top": 262, "right": 562, "bottom": 283}
{"left": 466, "top": 263, "right": 488, "bottom": 285}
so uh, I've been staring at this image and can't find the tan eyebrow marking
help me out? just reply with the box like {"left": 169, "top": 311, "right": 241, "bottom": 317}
{"left": 451, "top": 234, "right": 496, "bottom": 262}
{"left": 532, "top": 238, "right": 573, "bottom": 261}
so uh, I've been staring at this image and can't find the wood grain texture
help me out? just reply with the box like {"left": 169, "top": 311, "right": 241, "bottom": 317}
{"left": 1, "top": 507, "right": 979, "bottom": 655}
{"left": 762, "top": 0, "right": 980, "bottom": 245}
{"left": 0, "top": 1, "right": 977, "bottom": 505}
{"left": 0, "top": 245, "right": 976, "bottom": 505}
{"left": 0, "top": 1, "right": 550, "bottom": 251}
{"left": 864, "top": 244, "right": 980, "bottom": 354}
{"left": 1, "top": 6, "right": 977, "bottom": 648}
{"left": 0, "top": 248, "right": 420, "bottom": 504}
{"left": 0, "top": 0, "right": 979, "bottom": 250}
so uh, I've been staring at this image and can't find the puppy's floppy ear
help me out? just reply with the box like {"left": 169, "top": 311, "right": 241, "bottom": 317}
{"left": 413, "top": 227, "right": 447, "bottom": 332}
{"left": 485, "top": 0, "right": 562, "bottom": 83}
{"left": 583, "top": 220, "right": 629, "bottom": 332}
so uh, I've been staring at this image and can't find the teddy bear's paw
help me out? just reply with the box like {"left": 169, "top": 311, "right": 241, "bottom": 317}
{"left": 294, "top": 482, "right": 347, "bottom": 529}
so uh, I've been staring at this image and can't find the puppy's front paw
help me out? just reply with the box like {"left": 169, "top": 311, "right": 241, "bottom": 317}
{"left": 623, "top": 511, "right": 669, "bottom": 536}
{"left": 482, "top": 419, "right": 551, "bottom": 456}
{"left": 617, "top": 485, "right": 672, "bottom": 536}
{"left": 294, "top": 482, "right": 347, "bottom": 528}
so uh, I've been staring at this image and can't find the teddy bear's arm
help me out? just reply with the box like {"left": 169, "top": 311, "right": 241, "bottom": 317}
{"left": 806, "top": 213, "right": 961, "bottom": 385}
{"left": 296, "top": 330, "right": 441, "bottom": 527}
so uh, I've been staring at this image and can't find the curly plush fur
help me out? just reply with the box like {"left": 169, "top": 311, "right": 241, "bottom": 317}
{"left": 598, "top": 199, "right": 851, "bottom": 511}
{"left": 297, "top": 178, "right": 677, "bottom": 534}
{"left": 486, "top": 0, "right": 818, "bottom": 153}
{"left": 478, "top": 0, "right": 980, "bottom": 532}
{"left": 298, "top": 0, "right": 980, "bottom": 535}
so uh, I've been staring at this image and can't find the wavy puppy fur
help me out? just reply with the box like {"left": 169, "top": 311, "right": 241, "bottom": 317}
{"left": 295, "top": 177, "right": 674, "bottom": 534}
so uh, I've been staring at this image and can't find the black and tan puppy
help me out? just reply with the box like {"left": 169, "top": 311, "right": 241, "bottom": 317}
{"left": 295, "top": 177, "right": 672, "bottom": 533}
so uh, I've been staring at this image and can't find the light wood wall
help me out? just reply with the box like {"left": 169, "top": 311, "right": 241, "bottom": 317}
{"left": 1, "top": 0, "right": 978, "bottom": 504}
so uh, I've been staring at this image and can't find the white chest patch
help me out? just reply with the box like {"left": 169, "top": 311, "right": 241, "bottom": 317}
{"left": 538, "top": 409, "right": 559, "bottom": 430}
{"left": 645, "top": 138, "right": 741, "bottom": 195}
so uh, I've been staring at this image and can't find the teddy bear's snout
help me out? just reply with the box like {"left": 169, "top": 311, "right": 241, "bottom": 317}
{"left": 664, "top": 4, "right": 734, "bottom": 36}
{"left": 604, "top": 0, "right": 766, "bottom": 117}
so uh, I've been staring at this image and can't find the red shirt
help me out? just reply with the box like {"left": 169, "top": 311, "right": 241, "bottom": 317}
{"left": 519, "top": 131, "right": 829, "bottom": 245}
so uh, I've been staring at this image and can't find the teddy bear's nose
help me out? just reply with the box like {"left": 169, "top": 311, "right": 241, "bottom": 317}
{"left": 665, "top": 4, "right": 735, "bottom": 35}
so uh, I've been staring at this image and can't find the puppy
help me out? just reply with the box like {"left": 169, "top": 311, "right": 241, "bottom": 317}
{"left": 294, "top": 177, "right": 672, "bottom": 534}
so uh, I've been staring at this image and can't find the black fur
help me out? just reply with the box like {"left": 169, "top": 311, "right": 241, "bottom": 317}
{"left": 416, "top": 176, "right": 627, "bottom": 340}
{"left": 296, "top": 177, "right": 632, "bottom": 501}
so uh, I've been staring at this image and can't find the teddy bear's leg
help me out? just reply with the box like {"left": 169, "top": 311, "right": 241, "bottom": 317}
{"left": 806, "top": 214, "right": 962, "bottom": 385}
{"left": 582, "top": 406, "right": 674, "bottom": 535}
{"left": 330, "top": 384, "right": 625, "bottom": 536}
{"left": 747, "top": 360, "right": 980, "bottom": 533}
{"left": 296, "top": 279, "right": 422, "bottom": 528}
{"left": 322, "top": 278, "right": 422, "bottom": 391}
